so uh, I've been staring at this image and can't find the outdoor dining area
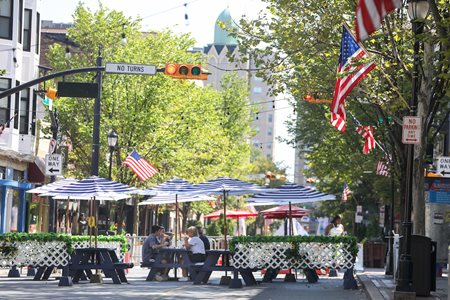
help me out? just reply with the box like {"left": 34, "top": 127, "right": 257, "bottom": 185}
{"left": 0, "top": 176, "right": 358, "bottom": 289}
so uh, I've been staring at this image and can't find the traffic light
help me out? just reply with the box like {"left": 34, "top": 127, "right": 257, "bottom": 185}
{"left": 164, "top": 64, "right": 209, "bottom": 80}
{"left": 45, "top": 87, "right": 58, "bottom": 99}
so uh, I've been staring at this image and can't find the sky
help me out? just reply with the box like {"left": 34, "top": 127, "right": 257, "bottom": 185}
{"left": 38, "top": 0, "right": 296, "bottom": 180}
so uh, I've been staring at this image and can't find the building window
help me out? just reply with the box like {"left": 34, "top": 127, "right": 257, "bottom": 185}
{"left": 0, "top": 78, "right": 11, "bottom": 126}
{"left": 23, "top": 9, "right": 32, "bottom": 51}
{"left": 267, "top": 142, "right": 272, "bottom": 149}
{"left": 14, "top": 80, "right": 19, "bottom": 129}
{"left": 268, "top": 113, "right": 273, "bottom": 123}
{"left": 17, "top": 0, "right": 23, "bottom": 43}
{"left": 31, "top": 92, "right": 36, "bottom": 135}
{"left": 253, "top": 86, "right": 262, "bottom": 94}
{"left": 266, "top": 154, "right": 272, "bottom": 159}
{"left": 0, "top": 0, "right": 13, "bottom": 39}
{"left": 35, "top": 12, "right": 40, "bottom": 54}
{"left": 19, "top": 88, "right": 29, "bottom": 134}
{"left": 268, "top": 127, "right": 273, "bottom": 136}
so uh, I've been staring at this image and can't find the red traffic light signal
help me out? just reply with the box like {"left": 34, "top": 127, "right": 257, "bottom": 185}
{"left": 164, "top": 64, "right": 209, "bottom": 80}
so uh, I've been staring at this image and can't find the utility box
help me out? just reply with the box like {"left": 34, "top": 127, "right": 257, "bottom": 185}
{"left": 411, "top": 235, "right": 436, "bottom": 296}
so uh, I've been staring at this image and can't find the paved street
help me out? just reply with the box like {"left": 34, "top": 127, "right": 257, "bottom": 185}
{"left": 0, "top": 267, "right": 368, "bottom": 300}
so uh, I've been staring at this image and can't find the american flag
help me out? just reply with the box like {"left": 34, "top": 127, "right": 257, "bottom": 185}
{"left": 355, "top": 0, "right": 403, "bottom": 42}
{"left": 356, "top": 125, "right": 376, "bottom": 154}
{"left": 123, "top": 150, "right": 158, "bottom": 181}
{"left": 376, "top": 160, "right": 389, "bottom": 176}
{"left": 342, "top": 181, "right": 352, "bottom": 202}
{"left": 330, "top": 26, "right": 376, "bottom": 132}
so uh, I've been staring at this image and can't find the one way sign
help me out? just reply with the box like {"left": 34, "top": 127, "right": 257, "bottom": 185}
{"left": 45, "top": 154, "right": 63, "bottom": 176}
{"left": 437, "top": 156, "right": 450, "bottom": 178}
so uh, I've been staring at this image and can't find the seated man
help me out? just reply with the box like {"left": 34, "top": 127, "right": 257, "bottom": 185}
{"left": 142, "top": 225, "right": 170, "bottom": 281}
{"left": 180, "top": 226, "right": 206, "bottom": 281}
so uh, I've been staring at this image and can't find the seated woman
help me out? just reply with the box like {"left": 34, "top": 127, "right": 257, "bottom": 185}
{"left": 180, "top": 226, "right": 206, "bottom": 281}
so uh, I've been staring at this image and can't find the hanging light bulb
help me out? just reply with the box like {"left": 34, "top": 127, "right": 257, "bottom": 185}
{"left": 272, "top": 100, "right": 275, "bottom": 108}
{"left": 256, "top": 112, "right": 259, "bottom": 120}
{"left": 65, "top": 46, "right": 71, "bottom": 59}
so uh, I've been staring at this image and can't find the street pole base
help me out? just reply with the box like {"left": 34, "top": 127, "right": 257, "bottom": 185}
{"left": 394, "top": 291, "right": 416, "bottom": 300}
{"left": 284, "top": 273, "right": 296, "bottom": 282}
{"left": 328, "top": 268, "right": 338, "bottom": 277}
{"left": 229, "top": 278, "right": 243, "bottom": 288}
{"left": 8, "top": 266, "right": 20, "bottom": 278}
{"left": 58, "top": 276, "right": 73, "bottom": 287}
{"left": 90, "top": 274, "right": 103, "bottom": 283}
{"left": 27, "top": 267, "right": 36, "bottom": 277}
{"left": 219, "top": 275, "right": 231, "bottom": 285}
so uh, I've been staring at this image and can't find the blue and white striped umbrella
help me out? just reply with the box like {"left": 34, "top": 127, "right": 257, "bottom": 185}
{"left": 193, "top": 176, "right": 272, "bottom": 248}
{"left": 139, "top": 178, "right": 212, "bottom": 245}
{"left": 192, "top": 176, "right": 271, "bottom": 196}
{"left": 39, "top": 176, "right": 138, "bottom": 200}
{"left": 26, "top": 178, "right": 78, "bottom": 194}
{"left": 140, "top": 177, "right": 202, "bottom": 196}
{"left": 246, "top": 183, "right": 336, "bottom": 236}
{"left": 246, "top": 183, "right": 336, "bottom": 206}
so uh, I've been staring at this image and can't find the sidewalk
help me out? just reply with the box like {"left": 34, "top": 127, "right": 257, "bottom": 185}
{"left": 357, "top": 268, "right": 448, "bottom": 300}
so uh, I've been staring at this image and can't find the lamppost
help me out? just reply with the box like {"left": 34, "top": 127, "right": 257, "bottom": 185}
{"left": 396, "top": 0, "right": 429, "bottom": 293}
{"left": 106, "top": 129, "right": 118, "bottom": 229}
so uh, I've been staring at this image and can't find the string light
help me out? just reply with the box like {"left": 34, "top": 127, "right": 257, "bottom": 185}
{"left": 184, "top": 3, "right": 190, "bottom": 26}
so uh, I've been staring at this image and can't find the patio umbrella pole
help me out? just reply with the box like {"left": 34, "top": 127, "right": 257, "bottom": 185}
{"left": 289, "top": 201, "right": 293, "bottom": 236}
{"left": 220, "top": 190, "right": 231, "bottom": 285}
{"left": 65, "top": 197, "right": 70, "bottom": 234}
{"left": 89, "top": 198, "right": 93, "bottom": 247}
{"left": 175, "top": 195, "right": 179, "bottom": 280}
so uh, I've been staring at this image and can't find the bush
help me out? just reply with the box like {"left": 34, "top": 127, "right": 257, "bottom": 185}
{"left": 206, "top": 217, "right": 235, "bottom": 236}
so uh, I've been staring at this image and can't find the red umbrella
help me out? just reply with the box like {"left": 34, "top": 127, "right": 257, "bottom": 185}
{"left": 204, "top": 209, "right": 258, "bottom": 220}
{"left": 261, "top": 205, "right": 310, "bottom": 219}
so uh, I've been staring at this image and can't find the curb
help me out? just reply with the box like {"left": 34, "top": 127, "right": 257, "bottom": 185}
{"left": 357, "top": 275, "right": 386, "bottom": 300}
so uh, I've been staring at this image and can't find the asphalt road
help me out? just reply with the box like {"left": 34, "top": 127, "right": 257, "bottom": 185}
{"left": 0, "top": 267, "right": 369, "bottom": 300}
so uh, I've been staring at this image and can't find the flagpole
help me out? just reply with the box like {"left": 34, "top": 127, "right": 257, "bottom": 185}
{"left": 342, "top": 23, "right": 409, "bottom": 108}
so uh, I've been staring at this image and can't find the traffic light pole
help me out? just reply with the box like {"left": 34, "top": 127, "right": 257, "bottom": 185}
{"left": 90, "top": 46, "right": 102, "bottom": 176}
{"left": 0, "top": 67, "right": 105, "bottom": 100}
{"left": 48, "top": 109, "right": 59, "bottom": 233}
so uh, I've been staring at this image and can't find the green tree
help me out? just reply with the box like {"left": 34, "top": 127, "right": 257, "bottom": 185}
{"left": 45, "top": 4, "right": 253, "bottom": 186}
{"left": 44, "top": 5, "right": 256, "bottom": 231}
{"left": 228, "top": 0, "right": 449, "bottom": 235}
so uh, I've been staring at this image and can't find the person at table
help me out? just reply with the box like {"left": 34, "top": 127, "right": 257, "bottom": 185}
{"left": 325, "top": 215, "right": 345, "bottom": 236}
{"left": 180, "top": 226, "right": 206, "bottom": 281}
{"left": 196, "top": 225, "right": 210, "bottom": 251}
{"left": 142, "top": 225, "right": 170, "bottom": 281}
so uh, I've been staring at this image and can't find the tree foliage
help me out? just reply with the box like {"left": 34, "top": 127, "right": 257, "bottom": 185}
{"left": 45, "top": 4, "right": 254, "bottom": 188}
{"left": 229, "top": 0, "right": 449, "bottom": 234}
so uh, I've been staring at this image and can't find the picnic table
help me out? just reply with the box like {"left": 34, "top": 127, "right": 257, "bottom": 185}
{"left": 71, "top": 247, "right": 132, "bottom": 284}
{"left": 192, "top": 250, "right": 257, "bottom": 288}
{"left": 143, "top": 248, "right": 193, "bottom": 281}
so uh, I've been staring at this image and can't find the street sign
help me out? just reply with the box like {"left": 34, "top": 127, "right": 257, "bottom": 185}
{"left": 402, "top": 116, "right": 421, "bottom": 144}
{"left": 45, "top": 154, "right": 62, "bottom": 176}
{"left": 437, "top": 156, "right": 450, "bottom": 177}
{"left": 57, "top": 82, "right": 99, "bottom": 98}
{"left": 105, "top": 63, "right": 157, "bottom": 75}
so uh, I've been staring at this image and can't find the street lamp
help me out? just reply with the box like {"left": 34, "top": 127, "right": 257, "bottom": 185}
{"left": 106, "top": 129, "right": 118, "bottom": 230}
{"left": 107, "top": 129, "right": 118, "bottom": 179}
{"left": 396, "top": 0, "right": 429, "bottom": 294}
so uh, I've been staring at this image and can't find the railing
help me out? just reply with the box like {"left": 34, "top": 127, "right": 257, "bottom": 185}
{"left": 230, "top": 236, "right": 358, "bottom": 270}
